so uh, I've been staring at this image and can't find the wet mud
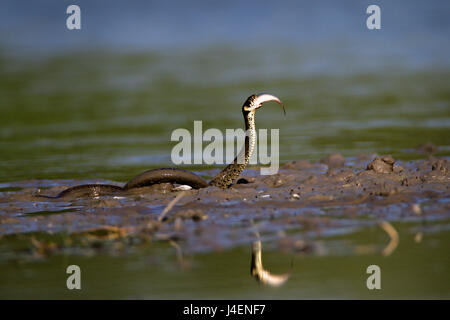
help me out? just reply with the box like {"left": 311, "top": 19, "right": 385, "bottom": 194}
{"left": 0, "top": 154, "right": 449, "bottom": 261}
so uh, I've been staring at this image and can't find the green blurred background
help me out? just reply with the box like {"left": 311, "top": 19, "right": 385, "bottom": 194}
{"left": 0, "top": 0, "right": 449, "bottom": 183}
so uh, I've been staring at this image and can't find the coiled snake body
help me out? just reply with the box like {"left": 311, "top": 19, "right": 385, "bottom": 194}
{"left": 39, "top": 94, "right": 284, "bottom": 198}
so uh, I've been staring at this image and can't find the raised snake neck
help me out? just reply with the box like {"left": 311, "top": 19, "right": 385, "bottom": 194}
{"left": 208, "top": 109, "right": 255, "bottom": 188}
{"left": 38, "top": 94, "right": 273, "bottom": 199}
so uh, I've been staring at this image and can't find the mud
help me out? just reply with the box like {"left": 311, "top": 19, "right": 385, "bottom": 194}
{"left": 0, "top": 154, "right": 449, "bottom": 260}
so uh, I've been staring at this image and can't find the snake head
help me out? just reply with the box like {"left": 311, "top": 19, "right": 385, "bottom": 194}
{"left": 243, "top": 93, "right": 285, "bottom": 115}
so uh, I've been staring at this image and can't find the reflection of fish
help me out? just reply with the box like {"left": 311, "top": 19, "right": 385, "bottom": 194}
{"left": 250, "top": 241, "right": 291, "bottom": 287}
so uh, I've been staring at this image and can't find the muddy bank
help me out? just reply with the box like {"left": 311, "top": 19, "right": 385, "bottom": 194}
{"left": 0, "top": 154, "right": 449, "bottom": 260}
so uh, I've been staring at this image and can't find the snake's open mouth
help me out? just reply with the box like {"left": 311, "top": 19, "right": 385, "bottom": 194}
{"left": 244, "top": 93, "right": 285, "bottom": 115}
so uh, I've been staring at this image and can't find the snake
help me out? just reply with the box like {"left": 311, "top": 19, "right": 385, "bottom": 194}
{"left": 38, "top": 93, "right": 284, "bottom": 199}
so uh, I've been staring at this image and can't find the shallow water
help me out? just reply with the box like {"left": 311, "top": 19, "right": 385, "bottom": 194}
{"left": 0, "top": 0, "right": 449, "bottom": 299}
{"left": 1, "top": 51, "right": 449, "bottom": 184}
{"left": 1, "top": 223, "right": 449, "bottom": 299}
{"left": 1, "top": 158, "right": 449, "bottom": 299}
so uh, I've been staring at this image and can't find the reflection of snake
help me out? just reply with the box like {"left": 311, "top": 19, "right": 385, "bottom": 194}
{"left": 38, "top": 94, "right": 284, "bottom": 199}
{"left": 251, "top": 240, "right": 291, "bottom": 287}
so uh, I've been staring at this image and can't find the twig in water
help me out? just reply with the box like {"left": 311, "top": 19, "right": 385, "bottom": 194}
{"left": 158, "top": 191, "right": 186, "bottom": 222}
{"left": 380, "top": 221, "right": 399, "bottom": 256}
